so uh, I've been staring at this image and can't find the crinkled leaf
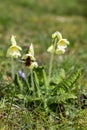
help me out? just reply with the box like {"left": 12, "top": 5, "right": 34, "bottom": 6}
{"left": 47, "top": 93, "right": 77, "bottom": 105}
{"left": 50, "top": 68, "right": 65, "bottom": 85}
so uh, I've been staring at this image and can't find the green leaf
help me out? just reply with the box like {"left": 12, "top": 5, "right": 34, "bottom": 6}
{"left": 50, "top": 68, "right": 65, "bottom": 85}
{"left": 34, "top": 66, "right": 44, "bottom": 85}
{"left": 47, "top": 92, "right": 77, "bottom": 105}
{"left": 14, "top": 73, "right": 23, "bottom": 88}
{"left": 52, "top": 70, "right": 81, "bottom": 94}
{"left": 16, "top": 94, "right": 24, "bottom": 99}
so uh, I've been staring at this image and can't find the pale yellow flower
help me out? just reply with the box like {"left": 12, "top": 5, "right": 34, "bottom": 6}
{"left": 55, "top": 46, "right": 65, "bottom": 54}
{"left": 11, "top": 35, "right": 17, "bottom": 45}
{"left": 56, "top": 37, "right": 69, "bottom": 55}
{"left": 29, "top": 43, "right": 34, "bottom": 56}
{"left": 58, "top": 38, "right": 69, "bottom": 48}
{"left": 47, "top": 31, "right": 69, "bottom": 55}
{"left": 47, "top": 44, "right": 55, "bottom": 54}
{"left": 7, "top": 35, "right": 22, "bottom": 58}
{"left": 22, "top": 44, "right": 38, "bottom": 69}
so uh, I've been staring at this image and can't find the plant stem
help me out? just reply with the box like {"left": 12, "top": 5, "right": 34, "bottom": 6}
{"left": 30, "top": 69, "right": 35, "bottom": 97}
{"left": 42, "top": 69, "right": 48, "bottom": 89}
{"left": 48, "top": 37, "right": 57, "bottom": 81}
{"left": 11, "top": 57, "right": 15, "bottom": 80}
{"left": 48, "top": 53, "right": 54, "bottom": 81}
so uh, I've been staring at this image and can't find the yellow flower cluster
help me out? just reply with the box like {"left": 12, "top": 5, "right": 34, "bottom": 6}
{"left": 7, "top": 31, "right": 69, "bottom": 70}
{"left": 7, "top": 35, "right": 38, "bottom": 69}
{"left": 47, "top": 31, "right": 69, "bottom": 55}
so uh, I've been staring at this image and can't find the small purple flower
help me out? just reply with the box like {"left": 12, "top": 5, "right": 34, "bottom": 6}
{"left": 18, "top": 70, "right": 26, "bottom": 81}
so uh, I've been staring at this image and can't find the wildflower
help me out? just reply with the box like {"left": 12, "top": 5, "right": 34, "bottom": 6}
{"left": 56, "top": 36, "right": 69, "bottom": 54}
{"left": 22, "top": 44, "right": 38, "bottom": 69}
{"left": 47, "top": 31, "right": 70, "bottom": 80}
{"left": 7, "top": 35, "right": 22, "bottom": 58}
{"left": 58, "top": 38, "right": 69, "bottom": 48}
{"left": 18, "top": 70, "right": 26, "bottom": 81}
{"left": 47, "top": 44, "right": 55, "bottom": 54}
{"left": 47, "top": 31, "right": 69, "bottom": 55}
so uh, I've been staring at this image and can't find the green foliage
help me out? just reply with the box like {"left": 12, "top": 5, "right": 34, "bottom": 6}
{"left": 1, "top": 67, "right": 80, "bottom": 130}
{"left": 47, "top": 70, "right": 81, "bottom": 112}
{"left": 13, "top": 67, "right": 81, "bottom": 113}
{"left": 50, "top": 68, "right": 65, "bottom": 85}
{"left": 52, "top": 70, "right": 81, "bottom": 93}
{"left": 0, "top": 0, "right": 87, "bottom": 129}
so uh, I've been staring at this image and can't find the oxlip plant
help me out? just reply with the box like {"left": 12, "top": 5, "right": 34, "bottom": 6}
{"left": 21, "top": 43, "right": 38, "bottom": 97}
{"left": 47, "top": 31, "right": 69, "bottom": 80}
{"left": 7, "top": 35, "right": 22, "bottom": 80}
{"left": 6, "top": 31, "right": 81, "bottom": 126}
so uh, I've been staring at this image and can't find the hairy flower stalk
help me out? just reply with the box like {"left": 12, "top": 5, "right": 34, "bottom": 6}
{"left": 47, "top": 31, "right": 69, "bottom": 81}
{"left": 11, "top": 57, "right": 14, "bottom": 80}
{"left": 48, "top": 38, "right": 57, "bottom": 81}
{"left": 7, "top": 35, "right": 22, "bottom": 79}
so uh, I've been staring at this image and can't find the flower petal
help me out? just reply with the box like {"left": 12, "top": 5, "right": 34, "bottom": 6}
{"left": 55, "top": 48, "right": 65, "bottom": 55}
{"left": 16, "top": 45, "right": 22, "bottom": 50}
{"left": 58, "top": 39, "right": 69, "bottom": 45}
{"left": 30, "top": 62, "right": 38, "bottom": 69}
{"left": 52, "top": 31, "right": 62, "bottom": 39}
{"left": 22, "top": 53, "right": 36, "bottom": 61}
{"left": 47, "top": 45, "right": 55, "bottom": 53}
{"left": 18, "top": 70, "right": 26, "bottom": 81}
{"left": 29, "top": 43, "right": 34, "bottom": 56}
{"left": 11, "top": 35, "right": 17, "bottom": 45}
{"left": 32, "top": 62, "right": 38, "bottom": 68}
{"left": 7, "top": 49, "right": 21, "bottom": 58}
{"left": 7, "top": 46, "right": 21, "bottom": 58}
{"left": 57, "top": 39, "right": 69, "bottom": 49}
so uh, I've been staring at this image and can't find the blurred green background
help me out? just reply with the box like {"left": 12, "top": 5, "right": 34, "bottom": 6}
{"left": 0, "top": 0, "right": 87, "bottom": 45}
{"left": 0, "top": 0, "right": 87, "bottom": 85}
{"left": 0, "top": 0, "right": 87, "bottom": 129}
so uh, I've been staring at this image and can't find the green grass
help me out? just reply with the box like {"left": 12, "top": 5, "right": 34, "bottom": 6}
{"left": 0, "top": 0, "right": 87, "bottom": 129}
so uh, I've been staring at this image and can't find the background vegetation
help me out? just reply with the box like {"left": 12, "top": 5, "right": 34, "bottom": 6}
{"left": 0, "top": 0, "right": 87, "bottom": 129}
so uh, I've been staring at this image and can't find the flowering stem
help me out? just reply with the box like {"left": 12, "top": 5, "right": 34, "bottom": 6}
{"left": 30, "top": 69, "right": 35, "bottom": 97}
{"left": 11, "top": 57, "right": 15, "bottom": 80}
{"left": 48, "top": 53, "right": 54, "bottom": 81}
{"left": 48, "top": 37, "right": 57, "bottom": 81}
{"left": 42, "top": 68, "right": 48, "bottom": 89}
